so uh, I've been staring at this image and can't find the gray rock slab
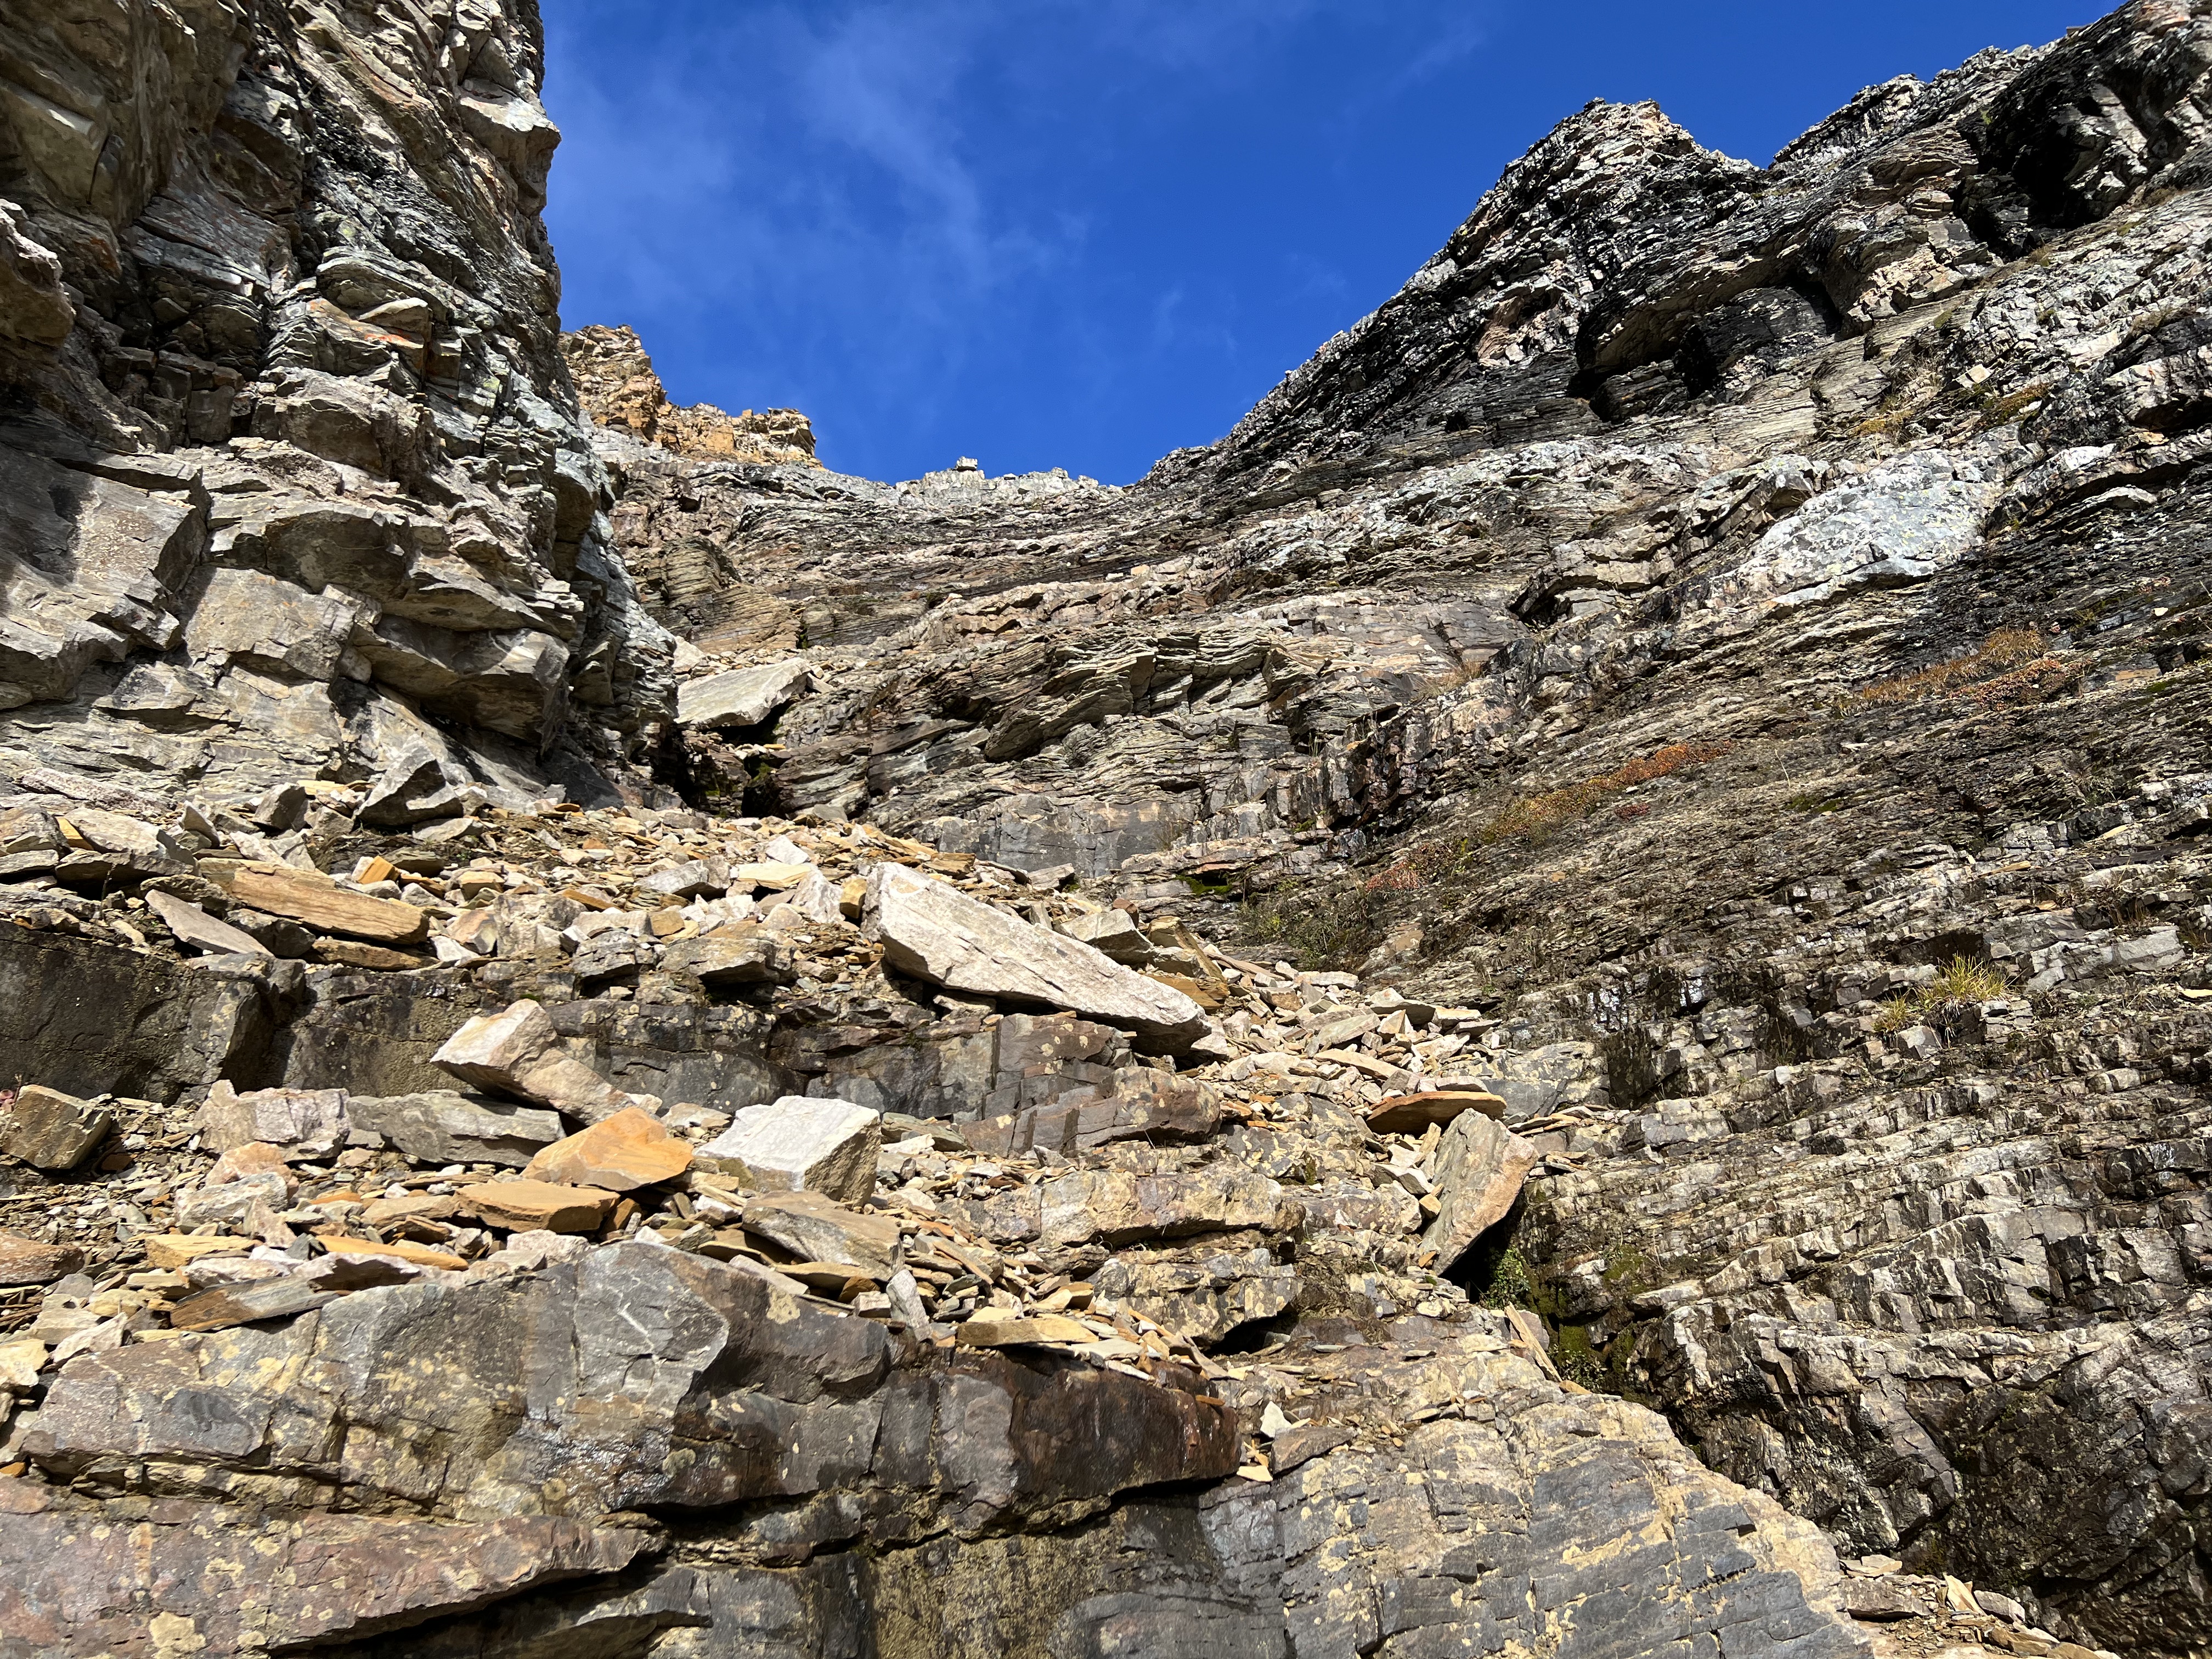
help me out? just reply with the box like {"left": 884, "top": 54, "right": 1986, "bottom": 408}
{"left": 696, "top": 1096, "right": 879, "bottom": 1204}
{"left": 866, "top": 864, "right": 1206, "bottom": 1048}
{"left": 347, "top": 1091, "right": 566, "bottom": 1168}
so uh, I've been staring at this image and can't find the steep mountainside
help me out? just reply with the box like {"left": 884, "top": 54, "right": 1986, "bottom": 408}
{"left": 587, "top": 3, "right": 2212, "bottom": 1651}
{"left": 0, "top": 1, "right": 2209, "bottom": 1656}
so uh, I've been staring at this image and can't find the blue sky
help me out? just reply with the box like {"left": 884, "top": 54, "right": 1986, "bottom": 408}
{"left": 543, "top": 1, "right": 2108, "bottom": 484}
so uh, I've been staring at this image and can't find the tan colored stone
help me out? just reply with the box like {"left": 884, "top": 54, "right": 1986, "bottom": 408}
{"left": 1146, "top": 971, "right": 1224, "bottom": 1011}
{"left": 524, "top": 1107, "right": 692, "bottom": 1192}
{"left": 314, "top": 937, "right": 432, "bottom": 971}
{"left": 729, "top": 860, "right": 811, "bottom": 890}
{"left": 0, "top": 1233, "right": 81, "bottom": 1286}
{"left": 0, "top": 1085, "right": 111, "bottom": 1172}
{"left": 212, "top": 861, "right": 430, "bottom": 944}
{"left": 955, "top": 1312, "right": 1099, "bottom": 1347}
{"left": 0, "top": 1340, "right": 46, "bottom": 1392}
{"left": 142, "top": 1235, "right": 255, "bottom": 1269}
{"left": 319, "top": 1236, "right": 468, "bottom": 1271}
{"left": 1367, "top": 1089, "right": 1509, "bottom": 1136}
{"left": 458, "top": 1179, "right": 618, "bottom": 1233}
{"left": 208, "top": 1142, "right": 298, "bottom": 1197}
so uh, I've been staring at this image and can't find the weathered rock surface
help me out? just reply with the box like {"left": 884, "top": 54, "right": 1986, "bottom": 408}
{"left": 5, "top": 0, "right": 2207, "bottom": 1653}
{"left": 0, "top": 1086, "right": 110, "bottom": 1172}
{"left": 1422, "top": 1111, "right": 1541, "bottom": 1272}
{"left": 563, "top": 323, "right": 819, "bottom": 466}
{"left": 697, "top": 1096, "right": 880, "bottom": 1203}
{"left": 435, "top": 999, "right": 657, "bottom": 1124}
{"left": 0, "top": 0, "right": 674, "bottom": 818}
{"left": 867, "top": 862, "right": 1209, "bottom": 1048}
{"left": 523, "top": 1104, "right": 691, "bottom": 1190}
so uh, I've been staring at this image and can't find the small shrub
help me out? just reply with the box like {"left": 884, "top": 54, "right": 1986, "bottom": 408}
{"left": 1876, "top": 957, "right": 2008, "bottom": 1035}
{"left": 1362, "top": 861, "right": 1423, "bottom": 894}
{"left": 1872, "top": 996, "right": 1917, "bottom": 1035}
{"left": 1237, "top": 883, "right": 1386, "bottom": 969}
{"left": 1477, "top": 1245, "right": 1537, "bottom": 1311}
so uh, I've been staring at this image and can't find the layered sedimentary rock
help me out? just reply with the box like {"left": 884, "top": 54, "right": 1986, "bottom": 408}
{"left": 562, "top": 321, "right": 818, "bottom": 466}
{"left": 4, "top": 0, "right": 2212, "bottom": 1655}
{"left": 0, "top": 0, "right": 674, "bottom": 817}
{"left": 558, "top": 4, "right": 2212, "bottom": 1652}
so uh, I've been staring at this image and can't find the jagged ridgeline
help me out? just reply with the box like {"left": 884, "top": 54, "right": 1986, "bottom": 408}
{"left": 0, "top": 0, "right": 2208, "bottom": 1654}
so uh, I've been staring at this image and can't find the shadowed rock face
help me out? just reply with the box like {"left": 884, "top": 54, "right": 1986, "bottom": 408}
{"left": 3, "top": 0, "right": 2211, "bottom": 1655}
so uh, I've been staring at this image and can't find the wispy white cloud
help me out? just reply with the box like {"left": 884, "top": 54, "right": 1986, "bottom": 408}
{"left": 542, "top": 0, "right": 1497, "bottom": 473}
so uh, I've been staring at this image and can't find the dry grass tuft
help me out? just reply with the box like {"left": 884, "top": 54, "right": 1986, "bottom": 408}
{"left": 1854, "top": 629, "right": 2066, "bottom": 708}
{"left": 1480, "top": 742, "right": 1735, "bottom": 845}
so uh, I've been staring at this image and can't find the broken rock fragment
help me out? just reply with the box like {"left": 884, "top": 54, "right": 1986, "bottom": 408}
{"left": 742, "top": 1189, "right": 901, "bottom": 1275}
{"left": 0, "top": 1086, "right": 112, "bottom": 1172}
{"left": 1039, "top": 1167, "right": 1290, "bottom": 1249}
{"left": 660, "top": 926, "right": 795, "bottom": 986}
{"left": 524, "top": 1105, "right": 692, "bottom": 1191}
{"left": 433, "top": 999, "right": 658, "bottom": 1124}
{"left": 198, "top": 1082, "right": 351, "bottom": 1156}
{"left": 345, "top": 1091, "right": 565, "bottom": 1168}
{"left": 143, "top": 889, "right": 270, "bottom": 958}
{"left": 211, "top": 861, "right": 430, "bottom": 945}
{"left": 458, "top": 1178, "right": 619, "bottom": 1233}
{"left": 167, "top": 1276, "right": 337, "bottom": 1333}
{"left": 1421, "top": 1111, "right": 1540, "bottom": 1273}
{"left": 0, "top": 1232, "right": 82, "bottom": 1286}
{"left": 676, "top": 659, "right": 809, "bottom": 729}
{"left": 695, "top": 1096, "right": 879, "bottom": 1203}
{"left": 865, "top": 864, "right": 1207, "bottom": 1049}
{"left": 1366, "top": 1087, "right": 1509, "bottom": 1136}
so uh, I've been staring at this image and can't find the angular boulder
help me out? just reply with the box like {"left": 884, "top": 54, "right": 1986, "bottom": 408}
{"left": 1366, "top": 1087, "right": 1509, "bottom": 1136}
{"left": 865, "top": 864, "right": 1207, "bottom": 1049}
{"left": 198, "top": 1082, "right": 350, "bottom": 1156}
{"left": 695, "top": 1097, "right": 879, "bottom": 1203}
{"left": 0, "top": 1232, "right": 82, "bottom": 1286}
{"left": 433, "top": 1000, "right": 658, "bottom": 1124}
{"left": 0, "top": 1086, "right": 112, "bottom": 1172}
{"left": 661, "top": 927, "right": 795, "bottom": 987}
{"left": 675, "top": 660, "right": 809, "bottom": 729}
{"left": 458, "top": 1179, "right": 619, "bottom": 1233}
{"left": 524, "top": 1106, "right": 692, "bottom": 1192}
{"left": 1421, "top": 1111, "right": 1541, "bottom": 1273}
{"left": 144, "top": 889, "right": 271, "bottom": 958}
{"left": 211, "top": 862, "right": 430, "bottom": 945}
{"left": 1039, "top": 1167, "right": 1290, "bottom": 1249}
{"left": 346, "top": 1091, "right": 566, "bottom": 1169}
{"left": 741, "top": 1189, "right": 901, "bottom": 1276}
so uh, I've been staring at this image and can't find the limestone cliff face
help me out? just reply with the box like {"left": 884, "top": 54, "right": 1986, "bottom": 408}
{"left": 0, "top": 0, "right": 673, "bottom": 813}
{"left": 562, "top": 323, "right": 819, "bottom": 467}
